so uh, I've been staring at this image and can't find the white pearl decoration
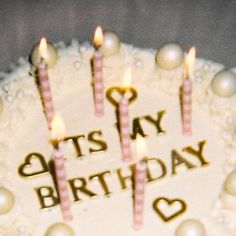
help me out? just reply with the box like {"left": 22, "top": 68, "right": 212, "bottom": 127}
{"left": 135, "top": 59, "right": 143, "bottom": 68}
{"left": 100, "top": 30, "right": 120, "bottom": 57}
{"left": 211, "top": 70, "right": 236, "bottom": 97}
{"left": 30, "top": 41, "right": 58, "bottom": 68}
{"left": 175, "top": 219, "right": 206, "bottom": 236}
{"left": 195, "top": 71, "right": 201, "bottom": 78}
{"left": 74, "top": 61, "right": 81, "bottom": 69}
{"left": 79, "top": 41, "right": 90, "bottom": 53}
{"left": 156, "top": 43, "right": 184, "bottom": 70}
{"left": 217, "top": 215, "right": 230, "bottom": 224}
{"left": 17, "top": 225, "right": 28, "bottom": 235}
{"left": 221, "top": 191, "right": 236, "bottom": 211}
{"left": 5, "top": 95, "right": 14, "bottom": 103}
{"left": 44, "top": 223, "right": 74, "bottom": 236}
{"left": 0, "top": 187, "right": 15, "bottom": 215}
{"left": 16, "top": 89, "right": 24, "bottom": 99}
{"left": 226, "top": 115, "right": 236, "bottom": 127}
{"left": 224, "top": 169, "right": 236, "bottom": 196}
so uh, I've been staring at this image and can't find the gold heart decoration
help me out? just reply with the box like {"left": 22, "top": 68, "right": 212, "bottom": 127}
{"left": 152, "top": 197, "right": 187, "bottom": 222}
{"left": 106, "top": 86, "right": 138, "bottom": 107}
{"left": 18, "top": 152, "right": 49, "bottom": 178}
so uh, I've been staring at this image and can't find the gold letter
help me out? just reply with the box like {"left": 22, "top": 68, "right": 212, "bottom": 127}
{"left": 131, "top": 118, "right": 147, "bottom": 139}
{"left": 116, "top": 164, "right": 135, "bottom": 190}
{"left": 88, "top": 130, "right": 108, "bottom": 154}
{"left": 146, "top": 158, "right": 167, "bottom": 183}
{"left": 182, "top": 140, "right": 209, "bottom": 166}
{"left": 68, "top": 177, "right": 97, "bottom": 202}
{"left": 64, "top": 135, "right": 85, "bottom": 157}
{"left": 35, "top": 186, "right": 59, "bottom": 209}
{"left": 89, "top": 171, "right": 111, "bottom": 196}
{"left": 144, "top": 110, "right": 166, "bottom": 134}
{"left": 172, "top": 150, "right": 196, "bottom": 175}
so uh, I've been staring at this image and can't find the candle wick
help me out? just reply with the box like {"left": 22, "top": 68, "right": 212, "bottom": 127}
{"left": 123, "top": 92, "right": 128, "bottom": 100}
{"left": 94, "top": 45, "right": 100, "bottom": 51}
{"left": 40, "top": 57, "right": 45, "bottom": 64}
{"left": 51, "top": 139, "right": 59, "bottom": 149}
{"left": 142, "top": 156, "right": 148, "bottom": 162}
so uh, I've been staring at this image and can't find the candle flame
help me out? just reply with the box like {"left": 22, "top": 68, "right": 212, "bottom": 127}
{"left": 122, "top": 68, "right": 132, "bottom": 89}
{"left": 185, "top": 47, "right": 196, "bottom": 79}
{"left": 94, "top": 26, "right": 103, "bottom": 48}
{"left": 39, "top": 37, "right": 48, "bottom": 60}
{"left": 51, "top": 113, "right": 66, "bottom": 140}
{"left": 136, "top": 134, "right": 147, "bottom": 162}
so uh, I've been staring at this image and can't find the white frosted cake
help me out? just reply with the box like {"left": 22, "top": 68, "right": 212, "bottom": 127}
{"left": 0, "top": 32, "right": 236, "bottom": 236}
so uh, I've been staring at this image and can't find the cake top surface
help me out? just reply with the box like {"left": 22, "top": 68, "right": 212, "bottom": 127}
{"left": 0, "top": 40, "right": 236, "bottom": 236}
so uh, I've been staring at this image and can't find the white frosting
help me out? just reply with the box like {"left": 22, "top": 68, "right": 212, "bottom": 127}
{"left": 0, "top": 41, "right": 236, "bottom": 235}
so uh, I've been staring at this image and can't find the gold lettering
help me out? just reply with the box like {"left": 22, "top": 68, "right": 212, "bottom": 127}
{"left": 146, "top": 158, "right": 167, "bottom": 182}
{"left": 88, "top": 130, "right": 108, "bottom": 154}
{"left": 144, "top": 110, "right": 166, "bottom": 134}
{"left": 131, "top": 118, "right": 147, "bottom": 139}
{"left": 171, "top": 150, "right": 196, "bottom": 175}
{"left": 182, "top": 140, "right": 209, "bottom": 166}
{"left": 35, "top": 186, "right": 59, "bottom": 209}
{"left": 68, "top": 177, "right": 97, "bottom": 202}
{"left": 116, "top": 165, "right": 135, "bottom": 190}
{"left": 64, "top": 135, "right": 85, "bottom": 158}
{"left": 89, "top": 171, "right": 111, "bottom": 196}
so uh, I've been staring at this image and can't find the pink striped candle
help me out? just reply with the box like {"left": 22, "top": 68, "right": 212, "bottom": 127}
{"left": 133, "top": 135, "right": 147, "bottom": 230}
{"left": 53, "top": 148, "right": 73, "bottom": 221}
{"left": 38, "top": 38, "right": 55, "bottom": 129}
{"left": 182, "top": 78, "right": 192, "bottom": 135}
{"left": 119, "top": 69, "right": 133, "bottom": 162}
{"left": 51, "top": 114, "right": 73, "bottom": 221}
{"left": 93, "top": 26, "right": 104, "bottom": 117}
{"left": 181, "top": 47, "right": 196, "bottom": 136}
{"left": 119, "top": 95, "right": 131, "bottom": 162}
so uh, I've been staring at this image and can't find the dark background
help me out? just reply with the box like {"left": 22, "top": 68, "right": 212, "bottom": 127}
{"left": 0, "top": 0, "right": 235, "bottom": 71}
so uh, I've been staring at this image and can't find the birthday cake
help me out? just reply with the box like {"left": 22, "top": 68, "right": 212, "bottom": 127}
{"left": 0, "top": 30, "right": 236, "bottom": 236}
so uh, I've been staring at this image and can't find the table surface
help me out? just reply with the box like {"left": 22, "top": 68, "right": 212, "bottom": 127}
{"left": 0, "top": 0, "right": 235, "bottom": 72}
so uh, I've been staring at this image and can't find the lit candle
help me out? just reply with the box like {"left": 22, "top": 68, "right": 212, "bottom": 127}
{"left": 51, "top": 114, "right": 73, "bottom": 221}
{"left": 181, "top": 47, "right": 196, "bottom": 135}
{"left": 119, "top": 69, "right": 132, "bottom": 162}
{"left": 92, "top": 26, "right": 104, "bottom": 117}
{"left": 30, "top": 39, "right": 58, "bottom": 68}
{"left": 38, "top": 37, "right": 55, "bottom": 129}
{"left": 133, "top": 134, "right": 147, "bottom": 230}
